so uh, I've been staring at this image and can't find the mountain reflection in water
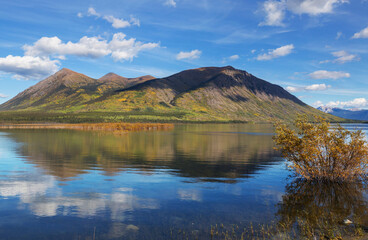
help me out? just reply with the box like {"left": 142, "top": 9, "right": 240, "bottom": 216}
{"left": 5, "top": 124, "right": 279, "bottom": 182}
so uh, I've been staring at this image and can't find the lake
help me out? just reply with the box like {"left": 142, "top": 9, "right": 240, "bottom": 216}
{"left": 0, "top": 124, "right": 368, "bottom": 239}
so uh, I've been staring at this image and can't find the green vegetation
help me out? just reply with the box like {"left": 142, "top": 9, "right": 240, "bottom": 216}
{"left": 0, "top": 111, "right": 189, "bottom": 123}
{"left": 273, "top": 115, "right": 368, "bottom": 181}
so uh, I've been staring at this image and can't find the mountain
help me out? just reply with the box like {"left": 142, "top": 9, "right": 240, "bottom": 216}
{"left": 0, "top": 66, "right": 342, "bottom": 122}
{"left": 98, "top": 73, "right": 154, "bottom": 91}
{"left": 318, "top": 107, "right": 368, "bottom": 121}
{"left": 0, "top": 68, "right": 153, "bottom": 111}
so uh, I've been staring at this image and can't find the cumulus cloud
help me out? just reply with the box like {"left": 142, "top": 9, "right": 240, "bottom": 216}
{"left": 164, "top": 0, "right": 177, "bottom": 7}
{"left": 23, "top": 33, "right": 159, "bottom": 62}
{"left": 77, "top": 12, "right": 83, "bottom": 18}
{"left": 85, "top": 7, "right": 139, "bottom": 29}
{"left": 316, "top": 98, "right": 368, "bottom": 109}
{"left": 109, "top": 33, "right": 159, "bottom": 61}
{"left": 0, "top": 55, "right": 60, "bottom": 79}
{"left": 0, "top": 93, "right": 8, "bottom": 98}
{"left": 309, "top": 70, "right": 350, "bottom": 79}
{"left": 256, "top": 44, "right": 294, "bottom": 60}
{"left": 352, "top": 26, "right": 368, "bottom": 39}
{"left": 259, "top": 0, "right": 286, "bottom": 26}
{"left": 24, "top": 36, "right": 111, "bottom": 58}
{"left": 260, "top": 0, "right": 349, "bottom": 26}
{"left": 176, "top": 49, "right": 201, "bottom": 60}
{"left": 286, "top": 83, "right": 330, "bottom": 92}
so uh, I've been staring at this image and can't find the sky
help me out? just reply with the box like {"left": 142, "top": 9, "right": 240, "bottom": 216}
{"left": 0, "top": 0, "right": 368, "bottom": 109}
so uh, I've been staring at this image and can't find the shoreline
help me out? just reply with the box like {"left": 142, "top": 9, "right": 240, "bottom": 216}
{"left": 0, "top": 122, "right": 174, "bottom": 133}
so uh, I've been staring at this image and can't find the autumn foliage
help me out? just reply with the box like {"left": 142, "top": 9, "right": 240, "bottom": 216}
{"left": 273, "top": 116, "right": 368, "bottom": 181}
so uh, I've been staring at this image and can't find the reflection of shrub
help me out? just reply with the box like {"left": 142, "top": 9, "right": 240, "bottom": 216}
{"left": 277, "top": 179, "right": 368, "bottom": 239}
{"left": 273, "top": 115, "right": 368, "bottom": 181}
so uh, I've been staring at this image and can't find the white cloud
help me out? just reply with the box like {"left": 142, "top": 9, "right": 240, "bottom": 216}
{"left": 109, "top": 33, "right": 159, "bottom": 61}
{"left": 24, "top": 36, "right": 111, "bottom": 58}
{"left": 318, "top": 98, "right": 368, "bottom": 109}
{"left": 256, "top": 44, "right": 294, "bottom": 60}
{"left": 176, "top": 49, "right": 201, "bottom": 60}
{"left": 331, "top": 50, "right": 359, "bottom": 63}
{"left": 223, "top": 55, "right": 240, "bottom": 63}
{"left": 77, "top": 12, "right": 83, "bottom": 18}
{"left": 352, "top": 26, "right": 368, "bottom": 39}
{"left": 286, "top": 0, "right": 349, "bottom": 15}
{"left": 260, "top": 0, "right": 349, "bottom": 26}
{"left": 23, "top": 33, "right": 159, "bottom": 62}
{"left": 85, "top": 7, "right": 139, "bottom": 29}
{"left": 259, "top": 0, "right": 286, "bottom": 26}
{"left": 87, "top": 7, "right": 100, "bottom": 17}
{"left": 313, "top": 100, "right": 324, "bottom": 107}
{"left": 285, "top": 86, "right": 299, "bottom": 92}
{"left": 286, "top": 83, "right": 330, "bottom": 92}
{"left": 0, "top": 55, "right": 60, "bottom": 79}
{"left": 103, "top": 15, "right": 131, "bottom": 29}
{"left": 251, "top": 49, "right": 256, "bottom": 54}
{"left": 309, "top": 70, "right": 350, "bottom": 79}
{"left": 320, "top": 50, "right": 360, "bottom": 64}
{"left": 0, "top": 93, "right": 8, "bottom": 98}
{"left": 228, "top": 55, "right": 240, "bottom": 60}
{"left": 164, "top": 0, "right": 177, "bottom": 7}
{"left": 305, "top": 83, "right": 329, "bottom": 91}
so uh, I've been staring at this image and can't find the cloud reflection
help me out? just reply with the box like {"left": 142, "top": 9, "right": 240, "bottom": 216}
{"left": 0, "top": 175, "right": 159, "bottom": 219}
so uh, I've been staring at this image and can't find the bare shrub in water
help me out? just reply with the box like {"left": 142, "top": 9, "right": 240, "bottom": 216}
{"left": 273, "top": 115, "right": 368, "bottom": 181}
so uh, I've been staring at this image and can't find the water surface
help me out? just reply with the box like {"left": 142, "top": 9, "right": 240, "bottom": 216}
{"left": 0, "top": 124, "right": 367, "bottom": 239}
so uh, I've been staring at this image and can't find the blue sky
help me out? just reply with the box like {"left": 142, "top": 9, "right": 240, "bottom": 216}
{"left": 0, "top": 0, "right": 367, "bottom": 109}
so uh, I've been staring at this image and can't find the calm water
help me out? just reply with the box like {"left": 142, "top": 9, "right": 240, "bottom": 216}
{"left": 0, "top": 124, "right": 368, "bottom": 239}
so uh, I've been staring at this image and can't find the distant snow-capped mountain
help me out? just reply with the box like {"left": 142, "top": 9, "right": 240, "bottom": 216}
{"left": 318, "top": 107, "right": 368, "bottom": 121}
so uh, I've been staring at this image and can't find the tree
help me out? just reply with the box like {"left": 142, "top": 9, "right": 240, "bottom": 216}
{"left": 273, "top": 115, "right": 368, "bottom": 181}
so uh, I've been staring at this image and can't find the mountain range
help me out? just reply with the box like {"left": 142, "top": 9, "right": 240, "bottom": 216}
{"left": 318, "top": 106, "right": 368, "bottom": 121}
{"left": 0, "top": 66, "right": 342, "bottom": 122}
